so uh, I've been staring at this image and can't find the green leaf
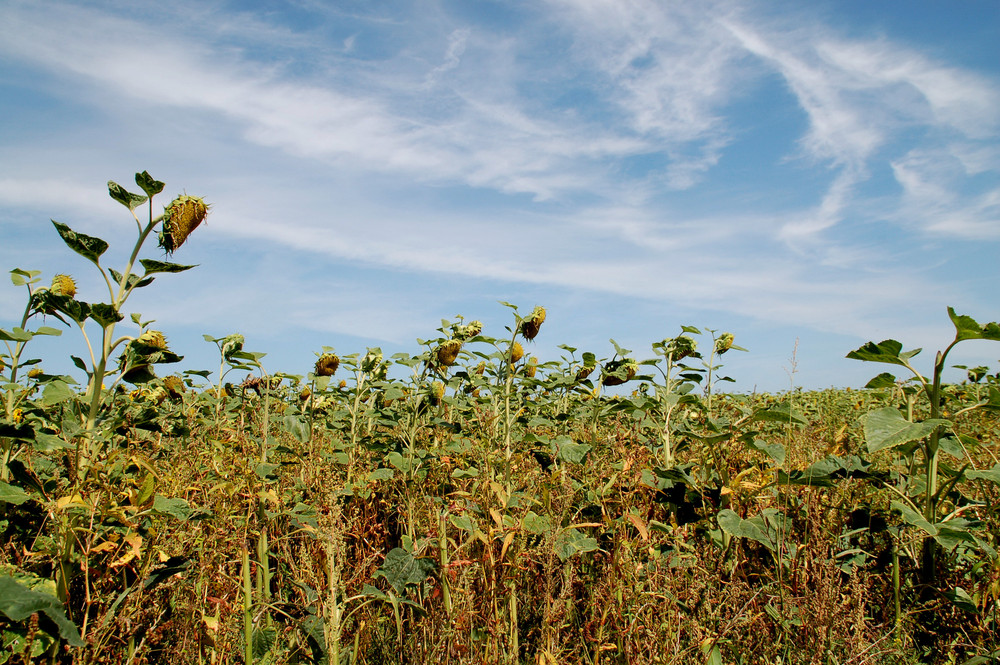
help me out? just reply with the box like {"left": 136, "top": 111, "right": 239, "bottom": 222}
{"left": 139, "top": 259, "right": 197, "bottom": 275}
{"left": 51, "top": 221, "right": 108, "bottom": 264}
{"left": 0, "top": 481, "right": 31, "bottom": 505}
{"left": 944, "top": 586, "right": 978, "bottom": 614}
{"left": 151, "top": 495, "right": 191, "bottom": 521}
{"left": 89, "top": 303, "right": 123, "bottom": 327}
{"left": 522, "top": 511, "right": 552, "bottom": 535}
{"left": 553, "top": 436, "right": 591, "bottom": 465}
{"left": 254, "top": 463, "right": 280, "bottom": 480}
{"left": 748, "top": 439, "right": 785, "bottom": 466}
{"left": 0, "top": 327, "right": 33, "bottom": 342}
{"left": 374, "top": 548, "right": 437, "bottom": 594}
{"left": 10, "top": 268, "right": 40, "bottom": 286}
{"left": 554, "top": 528, "right": 599, "bottom": 562}
{"left": 252, "top": 627, "right": 278, "bottom": 659}
{"left": 861, "top": 407, "right": 950, "bottom": 453}
{"left": 282, "top": 415, "right": 309, "bottom": 443}
{"left": 891, "top": 501, "right": 937, "bottom": 536}
{"left": 135, "top": 171, "right": 165, "bottom": 197}
{"left": 107, "top": 180, "right": 147, "bottom": 210}
{"left": 846, "top": 340, "right": 921, "bottom": 366}
{"left": 0, "top": 576, "right": 84, "bottom": 646}
{"left": 718, "top": 509, "right": 773, "bottom": 549}
{"left": 967, "top": 463, "right": 1000, "bottom": 485}
{"left": 948, "top": 307, "right": 1000, "bottom": 342}
{"left": 752, "top": 401, "right": 807, "bottom": 425}
{"left": 41, "top": 381, "right": 76, "bottom": 406}
{"left": 864, "top": 372, "right": 897, "bottom": 389}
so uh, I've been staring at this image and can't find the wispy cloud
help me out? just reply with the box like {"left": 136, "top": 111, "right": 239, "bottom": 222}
{"left": 0, "top": 0, "right": 997, "bottom": 390}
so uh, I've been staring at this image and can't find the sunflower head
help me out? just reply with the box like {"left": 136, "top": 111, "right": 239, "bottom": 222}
{"left": 436, "top": 339, "right": 463, "bottom": 367}
{"left": 159, "top": 194, "right": 209, "bottom": 254}
{"left": 510, "top": 341, "right": 525, "bottom": 364}
{"left": 520, "top": 306, "right": 546, "bottom": 340}
{"left": 50, "top": 274, "right": 77, "bottom": 298}
{"left": 666, "top": 336, "right": 698, "bottom": 361}
{"left": 715, "top": 333, "right": 735, "bottom": 355}
{"left": 315, "top": 353, "right": 340, "bottom": 377}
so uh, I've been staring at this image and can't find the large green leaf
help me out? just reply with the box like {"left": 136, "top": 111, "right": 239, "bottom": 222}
{"left": 51, "top": 221, "right": 108, "bottom": 264}
{"left": 966, "top": 463, "right": 1000, "bottom": 485}
{"left": 751, "top": 401, "right": 807, "bottom": 425}
{"left": 0, "top": 576, "right": 84, "bottom": 646}
{"left": 374, "top": 548, "right": 436, "bottom": 594}
{"left": 41, "top": 380, "right": 76, "bottom": 406}
{"left": 892, "top": 501, "right": 936, "bottom": 536}
{"left": 846, "top": 339, "right": 920, "bottom": 366}
{"left": 0, "top": 481, "right": 31, "bottom": 506}
{"left": 717, "top": 509, "right": 772, "bottom": 549}
{"left": 151, "top": 495, "right": 191, "bottom": 520}
{"left": 861, "top": 407, "right": 950, "bottom": 453}
{"left": 948, "top": 307, "right": 1000, "bottom": 342}
{"left": 107, "top": 180, "right": 147, "bottom": 210}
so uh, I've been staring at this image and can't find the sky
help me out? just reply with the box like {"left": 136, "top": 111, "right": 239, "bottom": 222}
{"left": 1, "top": 0, "right": 998, "bottom": 393}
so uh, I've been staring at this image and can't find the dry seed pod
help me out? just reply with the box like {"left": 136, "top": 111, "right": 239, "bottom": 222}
{"left": 520, "top": 306, "right": 546, "bottom": 340}
{"left": 436, "top": 339, "right": 463, "bottom": 367}
{"left": 510, "top": 341, "right": 525, "bottom": 364}
{"left": 315, "top": 353, "right": 340, "bottom": 377}
{"left": 50, "top": 274, "right": 77, "bottom": 298}
{"left": 159, "top": 194, "right": 209, "bottom": 254}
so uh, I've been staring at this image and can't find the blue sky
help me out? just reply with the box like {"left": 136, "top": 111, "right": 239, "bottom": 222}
{"left": 1, "top": 0, "right": 998, "bottom": 392}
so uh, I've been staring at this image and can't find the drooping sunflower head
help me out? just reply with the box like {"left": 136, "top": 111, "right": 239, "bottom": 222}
{"left": 715, "top": 332, "right": 735, "bottom": 355}
{"left": 436, "top": 339, "right": 463, "bottom": 367}
{"left": 520, "top": 306, "right": 546, "bottom": 340}
{"left": 315, "top": 353, "right": 340, "bottom": 377}
{"left": 137, "top": 330, "right": 168, "bottom": 350}
{"left": 525, "top": 357, "right": 539, "bottom": 378}
{"left": 601, "top": 358, "right": 638, "bottom": 386}
{"left": 666, "top": 335, "right": 698, "bottom": 361}
{"left": 159, "top": 194, "right": 209, "bottom": 254}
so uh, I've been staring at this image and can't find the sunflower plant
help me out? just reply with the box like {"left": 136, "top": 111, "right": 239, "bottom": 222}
{"left": 29, "top": 171, "right": 208, "bottom": 481}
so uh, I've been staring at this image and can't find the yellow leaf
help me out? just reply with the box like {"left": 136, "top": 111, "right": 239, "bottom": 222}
{"left": 111, "top": 533, "right": 143, "bottom": 568}
{"left": 625, "top": 513, "right": 649, "bottom": 542}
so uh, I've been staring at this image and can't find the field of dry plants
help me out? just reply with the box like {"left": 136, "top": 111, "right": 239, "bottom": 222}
{"left": 2, "top": 173, "right": 999, "bottom": 664}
